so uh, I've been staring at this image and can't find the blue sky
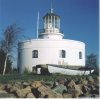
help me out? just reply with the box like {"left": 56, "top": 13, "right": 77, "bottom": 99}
{"left": 0, "top": 0, "right": 99, "bottom": 66}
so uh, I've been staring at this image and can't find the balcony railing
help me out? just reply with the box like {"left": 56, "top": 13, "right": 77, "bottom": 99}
{"left": 38, "top": 29, "right": 64, "bottom": 34}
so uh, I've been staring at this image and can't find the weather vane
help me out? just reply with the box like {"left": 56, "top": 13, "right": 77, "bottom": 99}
{"left": 51, "top": 0, "right": 53, "bottom": 13}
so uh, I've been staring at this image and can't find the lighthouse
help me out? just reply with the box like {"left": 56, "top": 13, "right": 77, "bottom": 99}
{"left": 18, "top": 8, "right": 85, "bottom": 74}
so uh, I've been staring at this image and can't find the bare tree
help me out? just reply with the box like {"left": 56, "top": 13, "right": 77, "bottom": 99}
{"left": 1, "top": 24, "right": 22, "bottom": 75}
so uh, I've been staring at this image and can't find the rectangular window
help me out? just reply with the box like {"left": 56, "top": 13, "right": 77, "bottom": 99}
{"left": 59, "top": 50, "right": 66, "bottom": 58}
{"left": 79, "top": 52, "right": 82, "bottom": 59}
{"left": 32, "top": 50, "right": 38, "bottom": 58}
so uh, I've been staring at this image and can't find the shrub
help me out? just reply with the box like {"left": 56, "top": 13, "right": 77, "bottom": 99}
{"left": 23, "top": 68, "right": 31, "bottom": 74}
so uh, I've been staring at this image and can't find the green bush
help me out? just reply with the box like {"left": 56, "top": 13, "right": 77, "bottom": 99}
{"left": 23, "top": 67, "right": 31, "bottom": 74}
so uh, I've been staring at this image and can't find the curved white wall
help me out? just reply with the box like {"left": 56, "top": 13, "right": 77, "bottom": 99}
{"left": 18, "top": 39, "right": 85, "bottom": 73}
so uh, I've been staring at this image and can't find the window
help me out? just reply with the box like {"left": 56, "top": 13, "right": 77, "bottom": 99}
{"left": 59, "top": 50, "right": 66, "bottom": 58}
{"left": 79, "top": 52, "right": 82, "bottom": 59}
{"left": 49, "top": 16, "right": 52, "bottom": 23}
{"left": 55, "top": 17, "right": 58, "bottom": 28}
{"left": 32, "top": 50, "right": 38, "bottom": 58}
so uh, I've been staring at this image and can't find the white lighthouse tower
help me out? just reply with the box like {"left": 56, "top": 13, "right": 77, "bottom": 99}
{"left": 18, "top": 8, "right": 87, "bottom": 75}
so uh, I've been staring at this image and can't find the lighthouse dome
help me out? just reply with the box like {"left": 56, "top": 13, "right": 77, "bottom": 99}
{"left": 43, "top": 12, "right": 60, "bottom": 19}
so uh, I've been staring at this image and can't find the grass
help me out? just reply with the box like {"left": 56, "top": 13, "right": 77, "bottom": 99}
{"left": 0, "top": 74, "right": 56, "bottom": 83}
{"left": 0, "top": 73, "right": 98, "bottom": 84}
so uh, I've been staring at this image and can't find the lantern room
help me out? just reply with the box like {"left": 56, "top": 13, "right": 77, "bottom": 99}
{"left": 39, "top": 9, "right": 64, "bottom": 39}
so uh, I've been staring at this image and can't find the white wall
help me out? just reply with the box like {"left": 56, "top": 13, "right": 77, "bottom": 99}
{"left": 39, "top": 33, "right": 64, "bottom": 39}
{"left": 18, "top": 39, "right": 85, "bottom": 73}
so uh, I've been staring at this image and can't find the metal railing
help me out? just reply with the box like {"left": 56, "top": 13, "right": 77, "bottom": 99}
{"left": 38, "top": 29, "right": 64, "bottom": 34}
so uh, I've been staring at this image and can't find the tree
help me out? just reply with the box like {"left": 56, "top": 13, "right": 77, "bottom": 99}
{"left": 11, "top": 68, "right": 18, "bottom": 74}
{"left": 0, "top": 48, "right": 12, "bottom": 74}
{"left": 86, "top": 53, "right": 99, "bottom": 75}
{"left": 1, "top": 24, "right": 22, "bottom": 75}
{"left": 86, "top": 53, "right": 97, "bottom": 68}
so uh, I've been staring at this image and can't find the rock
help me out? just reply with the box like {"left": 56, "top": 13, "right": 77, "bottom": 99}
{"left": 25, "top": 92, "right": 35, "bottom": 98}
{"left": 14, "top": 82, "right": 23, "bottom": 89}
{"left": 83, "top": 92, "right": 91, "bottom": 97}
{"left": 5, "top": 84, "right": 12, "bottom": 92}
{"left": 38, "top": 85, "right": 63, "bottom": 98}
{"left": 0, "top": 75, "right": 98, "bottom": 98}
{"left": 88, "top": 84, "right": 99, "bottom": 95}
{"left": 86, "top": 85, "right": 93, "bottom": 94}
{"left": 81, "top": 78, "right": 88, "bottom": 85}
{"left": 16, "top": 86, "right": 31, "bottom": 98}
{"left": 0, "top": 90, "right": 7, "bottom": 94}
{"left": 23, "top": 82, "right": 30, "bottom": 88}
{"left": 0, "top": 84, "right": 5, "bottom": 90}
{"left": 52, "top": 84, "right": 67, "bottom": 94}
{"left": 16, "top": 81, "right": 21, "bottom": 85}
{"left": 82, "top": 85, "right": 89, "bottom": 93}
{"left": 56, "top": 77, "right": 66, "bottom": 85}
{"left": 67, "top": 80, "right": 76, "bottom": 94}
{"left": 44, "top": 81, "right": 53, "bottom": 88}
{"left": 96, "top": 77, "right": 99, "bottom": 83}
{"left": 77, "top": 84, "right": 83, "bottom": 90}
{"left": 67, "top": 80, "right": 83, "bottom": 98}
{"left": 51, "top": 81, "right": 59, "bottom": 89}
{"left": 0, "top": 93, "right": 16, "bottom": 98}
{"left": 31, "top": 88, "right": 41, "bottom": 98}
{"left": 9, "top": 82, "right": 23, "bottom": 93}
{"left": 67, "top": 87, "right": 75, "bottom": 94}
{"left": 91, "top": 94, "right": 99, "bottom": 98}
{"left": 87, "top": 76, "right": 94, "bottom": 84}
{"left": 31, "top": 81, "right": 42, "bottom": 89}
{"left": 63, "top": 93, "right": 72, "bottom": 98}
{"left": 73, "top": 77, "right": 80, "bottom": 84}
{"left": 97, "top": 76, "right": 99, "bottom": 80}
{"left": 9, "top": 86, "right": 19, "bottom": 93}
{"left": 95, "top": 85, "right": 99, "bottom": 94}
{"left": 67, "top": 80, "right": 76, "bottom": 88}
{"left": 72, "top": 85, "right": 83, "bottom": 98}
{"left": 0, "top": 90, "right": 15, "bottom": 98}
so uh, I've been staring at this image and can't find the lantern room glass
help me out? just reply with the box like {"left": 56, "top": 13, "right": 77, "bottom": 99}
{"left": 44, "top": 15, "right": 60, "bottom": 29}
